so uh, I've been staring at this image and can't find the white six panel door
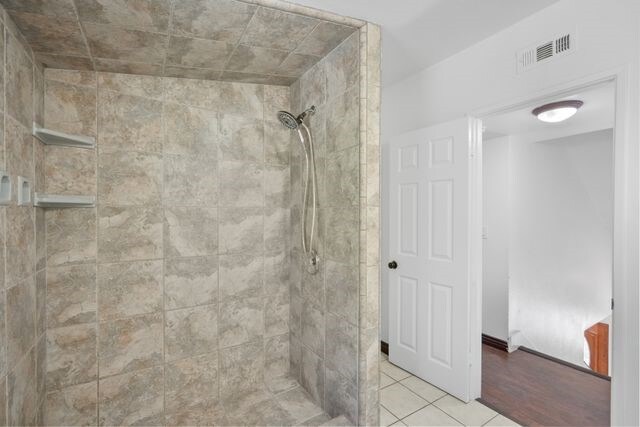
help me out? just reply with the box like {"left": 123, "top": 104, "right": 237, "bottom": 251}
{"left": 389, "top": 117, "right": 473, "bottom": 402}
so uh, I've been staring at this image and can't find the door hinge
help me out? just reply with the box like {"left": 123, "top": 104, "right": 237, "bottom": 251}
{"left": 611, "top": 298, "right": 614, "bottom": 310}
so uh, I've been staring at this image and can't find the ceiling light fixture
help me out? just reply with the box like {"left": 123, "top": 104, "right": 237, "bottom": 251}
{"left": 532, "top": 100, "right": 583, "bottom": 123}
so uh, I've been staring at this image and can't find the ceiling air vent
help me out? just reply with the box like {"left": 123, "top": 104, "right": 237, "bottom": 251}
{"left": 517, "top": 31, "right": 576, "bottom": 74}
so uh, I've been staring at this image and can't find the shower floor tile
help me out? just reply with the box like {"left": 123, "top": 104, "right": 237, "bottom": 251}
{"left": 211, "top": 377, "right": 331, "bottom": 426}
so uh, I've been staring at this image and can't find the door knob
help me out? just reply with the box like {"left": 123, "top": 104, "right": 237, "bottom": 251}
{"left": 388, "top": 261, "right": 398, "bottom": 269}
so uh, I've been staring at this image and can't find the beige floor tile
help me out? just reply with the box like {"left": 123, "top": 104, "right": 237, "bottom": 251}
{"left": 433, "top": 395, "right": 497, "bottom": 426}
{"left": 403, "top": 405, "right": 462, "bottom": 426}
{"left": 380, "top": 383, "right": 428, "bottom": 419}
{"left": 380, "top": 360, "right": 412, "bottom": 381}
{"left": 380, "top": 372, "right": 396, "bottom": 389}
{"left": 380, "top": 405, "right": 399, "bottom": 426}
{"left": 483, "top": 414, "right": 521, "bottom": 426}
{"left": 400, "top": 376, "right": 447, "bottom": 402}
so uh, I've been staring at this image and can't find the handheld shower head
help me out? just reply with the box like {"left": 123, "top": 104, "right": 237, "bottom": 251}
{"left": 276, "top": 106, "right": 316, "bottom": 130}
{"left": 277, "top": 111, "right": 300, "bottom": 130}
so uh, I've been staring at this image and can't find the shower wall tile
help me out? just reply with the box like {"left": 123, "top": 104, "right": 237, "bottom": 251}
{"left": 265, "top": 334, "right": 289, "bottom": 379}
{"left": 218, "top": 207, "right": 263, "bottom": 255}
{"left": 325, "top": 145, "right": 359, "bottom": 207}
{"left": 219, "top": 161, "right": 263, "bottom": 207}
{"left": 326, "top": 87, "right": 359, "bottom": 153}
{"left": 265, "top": 121, "right": 291, "bottom": 165}
{"left": 46, "top": 323, "right": 97, "bottom": 390}
{"left": 35, "top": 333, "right": 46, "bottom": 402}
{"left": 219, "top": 114, "right": 264, "bottom": 162}
{"left": 46, "top": 264, "right": 97, "bottom": 328}
{"left": 46, "top": 208, "right": 97, "bottom": 267}
{"left": 164, "top": 206, "right": 218, "bottom": 257}
{"left": 164, "top": 352, "right": 219, "bottom": 416}
{"left": 324, "top": 206, "right": 359, "bottom": 265}
{"left": 6, "top": 114, "right": 33, "bottom": 179}
{"left": 42, "top": 68, "right": 293, "bottom": 426}
{"left": 325, "top": 31, "right": 359, "bottom": 100}
{"left": 44, "top": 146, "right": 96, "bottom": 195}
{"left": 165, "top": 400, "right": 226, "bottom": 427}
{"left": 98, "top": 312, "right": 163, "bottom": 377}
{"left": 359, "top": 23, "right": 381, "bottom": 426}
{"left": 325, "top": 261, "right": 358, "bottom": 326}
{"left": 264, "top": 86, "right": 290, "bottom": 122}
{"left": 98, "top": 151, "right": 162, "bottom": 206}
{"left": 299, "top": 62, "right": 326, "bottom": 112}
{"left": 0, "top": 15, "right": 47, "bottom": 425}
{"left": 5, "top": 207, "right": 35, "bottom": 286}
{"left": 97, "top": 260, "right": 163, "bottom": 321}
{"left": 7, "top": 347, "right": 36, "bottom": 426}
{"left": 325, "top": 313, "right": 358, "bottom": 382}
{"left": 300, "top": 346, "right": 324, "bottom": 405}
{"left": 98, "top": 206, "right": 163, "bottom": 262}
{"left": 324, "top": 367, "right": 357, "bottom": 421}
{"left": 165, "top": 304, "right": 218, "bottom": 361}
{"left": 265, "top": 163, "right": 290, "bottom": 208}
{"left": 98, "top": 366, "right": 164, "bottom": 427}
{"left": 265, "top": 207, "right": 289, "bottom": 253}
{"left": 0, "top": 293, "right": 5, "bottom": 376}
{"left": 44, "top": 77, "right": 97, "bottom": 136}
{"left": 6, "top": 277, "right": 35, "bottom": 369}
{"left": 164, "top": 78, "right": 264, "bottom": 119}
{"left": 6, "top": 33, "right": 33, "bottom": 128}
{"left": 163, "top": 102, "right": 218, "bottom": 157}
{"left": 300, "top": 299, "right": 324, "bottom": 357}
{"left": 45, "top": 380, "right": 98, "bottom": 427}
{"left": 219, "top": 341, "right": 266, "bottom": 405}
{"left": 97, "top": 72, "right": 163, "bottom": 100}
{"left": 265, "top": 252, "right": 289, "bottom": 295}
{"left": 292, "top": 29, "right": 363, "bottom": 423}
{"left": 164, "top": 256, "right": 218, "bottom": 310}
{"left": 163, "top": 153, "right": 218, "bottom": 206}
{"left": 219, "top": 253, "right": 263, "bottom": 300}
{"left": 218, "top": 297, "right": 264, "bottom": 348}
{"left": 265, "top": 292, "right": 289, "bottom": 337}
{"left": 98, "top": 90, "right": 163, "bottom": 153}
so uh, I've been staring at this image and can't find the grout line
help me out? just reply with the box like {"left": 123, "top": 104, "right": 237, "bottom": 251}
{"left": 160, "top": 0, "right": 176, "bottom": 77}
{"left": 69, "top": 0, "right": 96, "bottom": 70}
{"left": 218, "top": 6, "right": 259, "bottom": 78}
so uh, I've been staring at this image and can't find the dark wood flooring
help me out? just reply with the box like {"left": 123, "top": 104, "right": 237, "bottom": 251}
{"left": 481, "top": 344, "right": 611, "bottom": 426}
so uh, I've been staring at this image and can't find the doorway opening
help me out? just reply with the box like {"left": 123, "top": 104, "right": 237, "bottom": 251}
{"left": 479, "top": 81, "right": 615, "bottom": 426}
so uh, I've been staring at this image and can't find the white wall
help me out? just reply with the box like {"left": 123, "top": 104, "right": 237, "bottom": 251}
{"left": 381, "top": 1, "right": 639, "bottom": 423}
{"left": 381, "top": 0, "right": 640, "bottom": 138}
{"left": 509, "top": 130, "right": 613, "bottom": 368}
{"left": 482, "top": 137, "right": 510, "bottom": 341}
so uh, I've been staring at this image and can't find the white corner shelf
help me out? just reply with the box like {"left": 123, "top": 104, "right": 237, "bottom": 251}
{"left": 33, "top": 123, "right": 95, "bottom": 149}
{"left": 34, "top": 193, "right": 95, "bottom": 208}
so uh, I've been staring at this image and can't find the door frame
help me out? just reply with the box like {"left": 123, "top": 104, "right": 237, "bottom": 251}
{"left": 468, "top": 67, "right": 638, "bottom": 425}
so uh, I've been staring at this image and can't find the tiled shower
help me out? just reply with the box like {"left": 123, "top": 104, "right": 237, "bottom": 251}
{"left": 0, "top": 0, "right": 380, "bottom": 426}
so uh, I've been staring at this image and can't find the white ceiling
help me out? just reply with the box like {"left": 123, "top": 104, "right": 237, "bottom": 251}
{"left": 286, "top": 0, "right": 560, "bottom": 85}
{"left": 483, "top": 83, "right": 615, "bottom": 143}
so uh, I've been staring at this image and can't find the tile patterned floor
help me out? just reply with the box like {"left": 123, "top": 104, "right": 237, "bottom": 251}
{"left": 379, "top": 354, "right": 520, "bottom": 427}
